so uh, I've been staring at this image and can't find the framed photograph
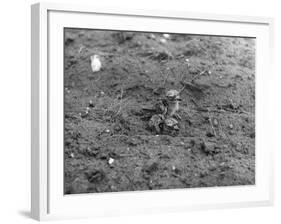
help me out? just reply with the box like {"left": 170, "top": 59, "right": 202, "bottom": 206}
{"left": 31, "top": 2, "right": 274, "bottom": 221}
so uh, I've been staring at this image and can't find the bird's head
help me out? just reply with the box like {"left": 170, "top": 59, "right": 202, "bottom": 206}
{"left": 165, "top": 89, "right": 181, "bottom": 103}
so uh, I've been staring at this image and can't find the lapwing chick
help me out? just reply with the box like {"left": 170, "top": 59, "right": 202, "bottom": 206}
{"left": 148, "top": 89, "right": 182, "bottom": 134}
{"left": 165, "top": 89, "right": 181, "bottom": 119}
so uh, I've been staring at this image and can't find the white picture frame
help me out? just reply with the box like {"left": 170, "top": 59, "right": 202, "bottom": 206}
{"left": 31, "top": 2, "right": 274, "bottom": 221}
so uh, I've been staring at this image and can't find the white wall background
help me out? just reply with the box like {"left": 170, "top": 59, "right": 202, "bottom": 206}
{"left": 0, "top": 0, "right": 279, "bottom": 223}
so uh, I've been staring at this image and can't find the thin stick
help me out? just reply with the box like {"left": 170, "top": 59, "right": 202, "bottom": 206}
{"left": 78, "top": 45, "right": 85, "bottom": 54}
{"left": 191, "top": 70, "right": 207, "bottom": 83}
{"left": 207, "top": 109, "right": 217, "bottom": 137}
{"left": 179, "top": 85, "right": 186, "bottom": 94}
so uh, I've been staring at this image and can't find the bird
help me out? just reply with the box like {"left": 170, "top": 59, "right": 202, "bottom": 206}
{"left": 162, "top": 117, "right": 180, "bottom": 136}
{"left": 141, "top": 98, "right": 168, "bottom": 117}
{"left": 147, "top": 89, "right": 182, "bottom": 134}
{"left": 165, "top": 89, "right": 181, "bottom": 120}
{"left": 90, "top": 54, "right": 101, "bottom": 72}
{"left": 148, "top": 114, "right": 165, "bottom": 134}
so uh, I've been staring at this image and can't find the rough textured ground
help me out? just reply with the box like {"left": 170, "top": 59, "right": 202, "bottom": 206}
{"left": 64, "top": 29, "right": 255, "bottom": 194}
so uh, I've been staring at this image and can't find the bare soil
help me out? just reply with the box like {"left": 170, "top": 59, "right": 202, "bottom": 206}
{"left": 64, "top": 29, "right": 255, "bottom": 194}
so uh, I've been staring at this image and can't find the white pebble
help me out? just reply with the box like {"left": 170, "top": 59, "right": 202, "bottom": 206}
{"left": 70, "top": 153, "right": 74, "bottom": 158}
{"left": 150, "top": 34, "right": 156, "bottom": 39}
{"left": 159, "top": 38, "right": 167, "bottom": 44}
{"left": 163, "top": 34, "right": 170, "bottom": 39}
{"left": 105, "top": 129, "right": 110, "bottom": 133}
{"left": 213, "top": 118, "right": 219, "bottom": 126}
{"left": 172, "top": 165, "right": 176, "bottom": 170}
{"left": 108, "top": 158, "right": 114, "bottom": 165}
{"left": 90, "top": 54, "right": 102, "bottom": 72}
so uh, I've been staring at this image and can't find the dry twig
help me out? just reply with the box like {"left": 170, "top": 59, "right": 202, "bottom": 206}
{"left": 207, "top": 109, "right": 217, "bottom": 137}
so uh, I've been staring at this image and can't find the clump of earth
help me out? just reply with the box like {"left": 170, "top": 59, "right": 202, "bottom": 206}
{"left": 64, "top": 29, "right": 255, "bottom": 194}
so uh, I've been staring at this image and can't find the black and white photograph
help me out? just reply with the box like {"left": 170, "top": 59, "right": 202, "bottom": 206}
{"left": 64, "top": 28, "right": 255, "bottom": 194}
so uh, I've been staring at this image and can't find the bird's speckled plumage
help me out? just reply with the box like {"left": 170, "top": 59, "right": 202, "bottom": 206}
{"left": 148, "top": 89, "right": 182, "bottom": 134}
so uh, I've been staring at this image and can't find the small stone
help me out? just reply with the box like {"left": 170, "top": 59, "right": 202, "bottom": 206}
{"left": 200, "top": 141, "right": 219, "bottom": 155}
{"left": 213, "top": 118, "right": 219, "bottom": 127}
{"left": 65, "top": 88, "right": 71, "bottom": 94}
{"left": 159, "top": 38, "right": 167, "bottom": 44}
{"left": 105, "top": 129, "right": 110, "bottom": 133}
{"left": 70, "top": 153, "right": 74, "bottom": 158}
{"left": 172, "top": 165, "right": 176, "bottom": 171}
{"left": 100, "top": 91, "right": 105, "bottom": 95}
{"left": 229, "top": 123, "right": 234, "bottom": 129}
{"left": 163, "top": 34, "right": 169, "bottom": 38}
{"left": 89, "top": 100, "right": 94, "bottom": 107}
{"left": 108, "top": 158, "right": 114, "bottom": 165}
{"left": 150, "top": 34, "right": 156, "bottom": 39}
{"left": 90, "top": 54, "right": 102, "bottom": 72}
